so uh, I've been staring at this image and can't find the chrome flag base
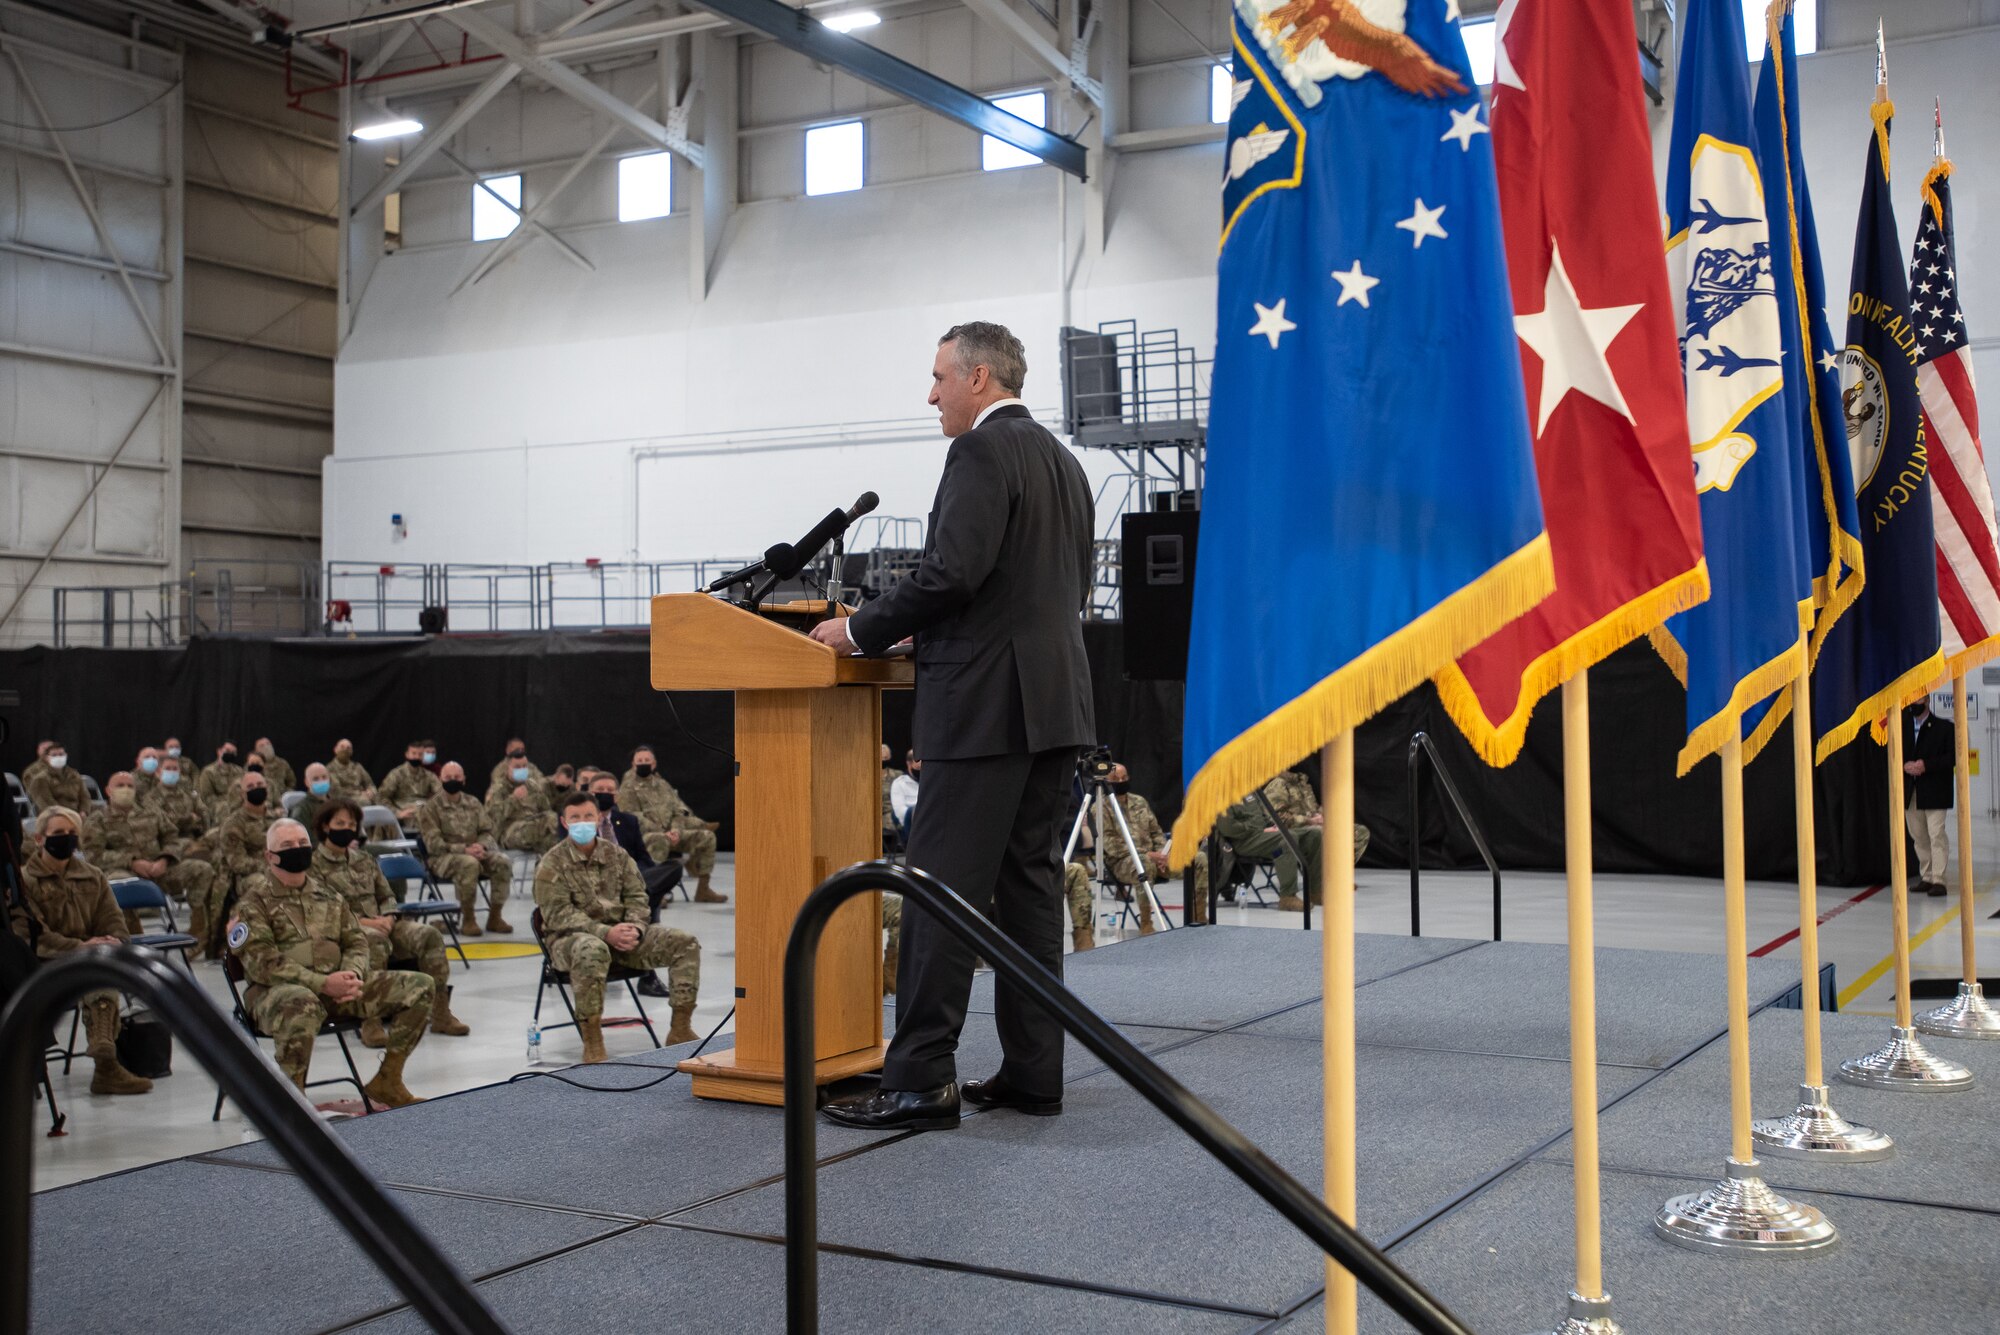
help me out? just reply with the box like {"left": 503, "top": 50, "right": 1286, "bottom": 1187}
{"left": 1654, "top": 1158, "right": 1838, "bottom": 1255}
{"left": 1523, "top": 1291, "right": 1623, "bottom": 1335}
{"left": 1751, "top": 1083, "right": 1895, "bottom": 1161}
{"left": 1838, "top": 1025, "right": 1975, "bottom": 1091}
{"left": 1915, "top": 981, "right": 2000, "bottom": 1041}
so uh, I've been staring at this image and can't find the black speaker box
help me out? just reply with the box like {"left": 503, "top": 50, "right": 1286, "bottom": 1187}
{"left": 1120, "top": 509, "right": 1198, "bottom": 681}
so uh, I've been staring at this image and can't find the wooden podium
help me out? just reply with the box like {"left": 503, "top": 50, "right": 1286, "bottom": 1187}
{"left": 649, "top": 593, "right": 911, "bottom": 1105}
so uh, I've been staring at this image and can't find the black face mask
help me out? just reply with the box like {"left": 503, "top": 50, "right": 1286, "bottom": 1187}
{"left": 42, "top": 833, "right": 78, "bottom": 860}
{"left": 326, "top": 827, "right": 360, "bottom": 849}
{"left": 635, "top": 763, "right": 655, "bottom": 778}
{"left": 245, "top": 786, "right": 268, "bottom": 806}
{"left": 550, "top": 781, "right": 571, "bottom": 793}
{"left": 221, "top": 749, "right": 238, "bottom": 764}
{"left": 882, "top": 758, "right": 895, "bottom": 769}
{"left": 246, "top": 762, "right": 264, "bottom": 774}
{"left": 442, "top": 778, "right": 465, "bottom": 795}
{"left": 507, "top": 748, "right": 526, "bottom": 760}
{"left": 1110, "top": 782, "right": 1129, "bottom": 795}
{"left": 592, "top": 791, "right": 616, "bottom": 811}
{"left": 273, "top": 845, "right": 313, "bottom": 874}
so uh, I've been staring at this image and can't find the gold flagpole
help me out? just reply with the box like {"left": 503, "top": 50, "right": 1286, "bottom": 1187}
{"left": 1839, "top": 706, "right": 1973, "bottom": 1085}
{"left": 1657, "top": 728, "right": 1836, "bottom": 1251}
{"left": 1323, "top": 733, "right": 1357, "bottom": 1335}
{"left": 1753, "top": 646, "right": 1891, "bottom": 1155}
{"left": 1914, "top": 671, "right": 2000, "bottom": 1036}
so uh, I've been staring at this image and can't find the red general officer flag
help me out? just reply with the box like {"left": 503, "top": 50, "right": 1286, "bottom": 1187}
{"left": 1436, "top": 0, "right": 1708, "bottom": 765}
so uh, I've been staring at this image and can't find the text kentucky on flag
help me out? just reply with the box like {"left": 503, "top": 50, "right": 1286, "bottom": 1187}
{"left": 1436, "top": 0, "right": 1708, "bottom": 768}
{"left": 1753, "top": 1, "right": 1865, "bottom": 673}
{"left": 1170, "top": 0, "right": 1551, "bottom": 859}
{"left": 1812, "top": 98, "right": 1943, "bottom": 761}
{"left": 1913, "top": 157, "right": 2000, "bottom": 677}
{"left": 1651, "top": 0, "right": 1815, "bottom": 775}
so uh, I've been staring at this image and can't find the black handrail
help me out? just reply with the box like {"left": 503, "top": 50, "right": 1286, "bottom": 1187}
{"left": 782, "top": 862, "right": 1473, "bottom": 1335}
{"left": 1, "top": 946, "right": 509, "bottom": 1335}
{"left": 1407, "top": 732, "right": 1503, "bottom": 941}
{"left": 1252, "top": 788, "right": 1313, "bottom": 929}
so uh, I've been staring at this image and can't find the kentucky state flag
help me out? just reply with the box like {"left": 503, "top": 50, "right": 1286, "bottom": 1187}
{"left": 1812, "top": 99, "right": 1944, "bottom": 760}
{"left": 1171, "top": 0, "right": 1551, "bottom": 857}
{"left": 1652, "top": 0, "right": 1815, "bottom": 774}
{"left": 1753, "top": 2, "right": 1865, "bottom": 673}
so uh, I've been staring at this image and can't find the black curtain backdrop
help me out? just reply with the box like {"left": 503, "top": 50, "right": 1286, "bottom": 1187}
{"left": 0, "top": 631, "right": 1889, "bottom": 884}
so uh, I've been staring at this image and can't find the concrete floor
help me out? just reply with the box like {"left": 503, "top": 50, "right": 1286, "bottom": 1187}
{"left": 30, "top": 815, "right": 2000, "bottom": 1193}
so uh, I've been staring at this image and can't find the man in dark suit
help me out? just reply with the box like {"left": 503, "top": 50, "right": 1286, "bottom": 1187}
{"left": 587, "top": 771, "right": 684, "bottom": 994}
{"left": 1903, "top": 699, "right": 1956, "bottom": 897}
{"left": 810, "top": 321, "right": 1095, "bottom": 1130}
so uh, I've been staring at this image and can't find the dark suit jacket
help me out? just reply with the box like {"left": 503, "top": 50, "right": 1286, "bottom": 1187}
{"left": 1905, "top": 711, "right": 1956, "bottom": 810}
{"left": 606, "top": 809, "right": 655, "bottom": 867}
{"left": 848, "top": 404, "right": 1096, "bottom": 760}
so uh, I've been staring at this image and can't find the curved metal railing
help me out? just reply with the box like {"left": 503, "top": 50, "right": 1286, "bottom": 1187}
{"left": 0, "top": 946, "right": 509, "bottom": 1335}
{"left": 1407, "top": 732, "right": 1504, "bottom": 941}
{"left": 782, "top": 861, "right": 1473, "bottom": 1335}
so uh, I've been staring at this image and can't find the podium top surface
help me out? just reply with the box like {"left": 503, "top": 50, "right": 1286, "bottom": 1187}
{"left": 650, "top": 593, "right": 914, "bottom": 692}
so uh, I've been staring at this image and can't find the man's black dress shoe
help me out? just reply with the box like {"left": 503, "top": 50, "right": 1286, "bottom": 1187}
{"left": 962, "top": 1073, "right": 1062, "bottom": 1116}
{"left": 821, "top": 1082, "right": 960, "bottom": 1131}
{"left": 636, "top": 973, "right": 670, "bottom": 997}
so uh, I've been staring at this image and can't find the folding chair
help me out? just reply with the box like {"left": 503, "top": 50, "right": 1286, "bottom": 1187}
{"left": 81, "top": 774, "right": 105, "bottom": 809}
{"left": 529, "top": 907, "right": 661, "bottom": 1051}
{"left": 280, "top": 790, "right": 308, "bottom": 815}
{"left": 506, "top": 848, "right": 542, "bottom": 904}
{"left": 361, "top": 804, "right": 415, "bottom": 854}
{"left": 1220, "top": 841, "right": 1278, "bottom": 907}
{"left": 109, "top": 879, "right": 199, "bottom": 972}
{"left": 378, "top": 851, "right": 469, "bottom": 968}
{"left": 214, "top": 949, "right": 371, "bottom": 1118}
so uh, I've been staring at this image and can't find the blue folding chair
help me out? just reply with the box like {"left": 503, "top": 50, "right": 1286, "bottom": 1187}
{"left": 377, "top": 852, "right": 469, "bottom": 968}
{"left": 110, "top": 878, "right": 199, "bottom": 971}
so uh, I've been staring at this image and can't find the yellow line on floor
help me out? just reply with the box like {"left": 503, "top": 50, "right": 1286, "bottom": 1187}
{"left": 1837, "top": 893, "right": 1976, "bottom": 1009}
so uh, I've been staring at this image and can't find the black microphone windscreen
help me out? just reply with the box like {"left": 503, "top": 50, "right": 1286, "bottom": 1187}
{"left": 849, "top": 491, "right": 880, "bottom": 520}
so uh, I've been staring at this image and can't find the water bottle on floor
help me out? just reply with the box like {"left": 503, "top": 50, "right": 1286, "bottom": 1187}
{"left": 526, "top": 1020, "right": 542, "bottom": 1066}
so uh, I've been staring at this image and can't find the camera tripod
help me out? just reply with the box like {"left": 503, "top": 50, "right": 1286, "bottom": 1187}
{"left": 1062, "top": 777, "right": 1177, "bottom": 935}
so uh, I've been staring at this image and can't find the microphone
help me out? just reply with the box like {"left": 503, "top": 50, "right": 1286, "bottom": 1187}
{"left": 703, "top": 492, "right": 879, "bottom": 592}
{"left": 766, "top": 491, "right": 879, "bottom": 581}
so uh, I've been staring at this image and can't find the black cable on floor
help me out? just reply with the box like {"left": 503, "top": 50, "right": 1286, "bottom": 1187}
{"left": 505, "top": 1005, "right": 735, "bottom": 1093}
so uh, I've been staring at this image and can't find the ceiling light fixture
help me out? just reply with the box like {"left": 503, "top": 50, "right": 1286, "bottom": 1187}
{"left": 822, "top": 11, "right": 881, "bottom": 32}
{"left": 353, "top": 118, "right": 424, "bottom": 141}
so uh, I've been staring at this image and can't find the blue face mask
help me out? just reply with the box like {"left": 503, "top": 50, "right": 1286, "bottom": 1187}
{"left": 166, "top": 746, "right": 181, "bottom": 758}
{"left": 422, "top": 751, "right": 437, "bottom": 765}
{"left": 161, "top": 771, "right": 180, "bottom": 787}
{"left": 309, "top": 779, "right": 330, "bottom": 796}
{"left": 140, "top": 756, "right": 159, "bottom": 773}
{"left": 511, "top": 767, "right": 529, "bottom": 783}
{"left": 567, "top": 821, "right": 598, "bottom": 848}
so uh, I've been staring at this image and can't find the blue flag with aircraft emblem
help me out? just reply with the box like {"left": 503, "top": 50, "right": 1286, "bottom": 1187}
{"left": 1652, "top": 0, "right": 1814, "bottom": 774}
{"left": 1811, "top": 98, "right": 1943, "bottom": 760}
{"left": 1170, "top": 0, "right": 1551, "bottom": 858}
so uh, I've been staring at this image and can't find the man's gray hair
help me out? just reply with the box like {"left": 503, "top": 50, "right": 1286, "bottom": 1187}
{"left": 939, "top": 321, "right": 1027, "bottom": 394}
{"left": 265, "top": 818, "right": 309, "bottom": 851}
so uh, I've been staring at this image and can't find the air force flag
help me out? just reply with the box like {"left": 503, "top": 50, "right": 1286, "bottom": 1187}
{"left": 1172, "top": 0, "right": 1551, "bottom": 857}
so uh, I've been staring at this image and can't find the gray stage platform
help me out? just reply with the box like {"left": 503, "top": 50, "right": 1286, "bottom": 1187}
{"left": 26, "top": 927, "right": 1997, "bottom": 1334}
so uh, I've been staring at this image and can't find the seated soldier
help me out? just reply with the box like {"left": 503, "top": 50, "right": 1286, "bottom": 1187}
{"left": 229, "top": 819, "right": 431, "bottom": 1108}
{"left": 489, "top": 751, "right": 558, "bottom": 854}
{"left": 206, "top": 771, "right": 280, "bottom": 957}
{"left": 417, "top": 761, "right": 512, "bottom": 936}
{"left": 20, "top": 739, "right": 53, "bottom": 796}
{"left": 142, "top": 753, "right": 208, "bottom": 860}
{"left": 292, "top": 762, "right": 334, "bottom": 836}
{"left": 7, "top": 806, "right": 153, "bottom": 1095}
{"left": 196, "top": 741, "right": 245, "bottom": 820}
{"left": 327, "top": 738, "right": 376, "bottom": 803}
{"left": 83, "top": 770, "right": 216, "bottom": 934}
{"left": 535, "top": 789, "right": 701, "bottom": 1059}
{"left": 252, "top": 738, "right": 296, "bottom": 796}
{"left": 880, "top": 744, "right": 905, "bottom": 854}
{"left": 309, "top": 800, "right": 468, "bottom": 1045}
{"left": 890, "top": 751, "right": 921, "bottom": 830}
{"left": 1064, "top": 859, "right": 1095, "bottom": 952}
{"left": 1262, "top": 764, "right": 1370, "bottom": 893}
{"left": 488, "top": 738, "right": 544, "bottom": 797}
{"left": 1099, "top": 763, "right": 1209, "bottom": 930}
{"left": 24, "top": 741, "right": 88, "bottom": 814}
{"left": 618, "top": 746, "right": 725, "bottom": 903}
{"left": 545, "top": 763, "right": 578, "bottom": 804}
{"left": 377, "top": 739, "right": 441, "bottom": 824}
{"left": 132, "top": 746, "right": 161, "bottom": 804}
{"left": 585, "top": 772, "right": 685, "bottom": 997}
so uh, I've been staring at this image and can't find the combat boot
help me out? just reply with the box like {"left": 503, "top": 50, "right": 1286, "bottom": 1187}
{"left": 1276, "top": 895, "right": 1304, "bottom": 913}
{"left": 694, "top": 875, "right": 728, "bottom": 904}
{"left": 1188, "top": 888, "right": 1210, "bottom": 926}
{"left": 359, "top": 1018, "right": 389, "bottom": 1049}
{"left": 1137, "top": 898, "right": 1158, "bottom": 935}
{"left": 84, "top": 999, "right": 152, "bottom": 1096}
{"left": 362, "top": 1048, "right": 425, "bottom": 1109}
{"left": 577, "top": 1015, "right": 609, "bottom": 1063}
{"left": 666, "top": 1003, "right": 699, "bottom": 1045}
{"left": 1071, "top": 927, "right": 1095, "bottom": 952}
{"left": 430, "top": 984, "right": 470, "bottom": 1036}
{"left": 485, "top": 907, "right": 512, "bottom": 934}
{"left": 882, "top": 942, "right": 898, "bottom": 995}
{"left": 456, "top": 903, "right": 483, "bottom": 937}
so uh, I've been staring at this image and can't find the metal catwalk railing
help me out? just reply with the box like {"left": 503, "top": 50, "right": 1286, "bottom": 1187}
{"left": 0, "top": 946, "right": 509, "bottom": 1335}
{"left": 781, "top": 862, "right": 1473, "bottom": 1335}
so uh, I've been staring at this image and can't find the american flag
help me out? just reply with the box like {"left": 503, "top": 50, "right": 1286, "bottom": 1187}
{"left": 1911, "top": 163, "right": 2000, "bottom": 674}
